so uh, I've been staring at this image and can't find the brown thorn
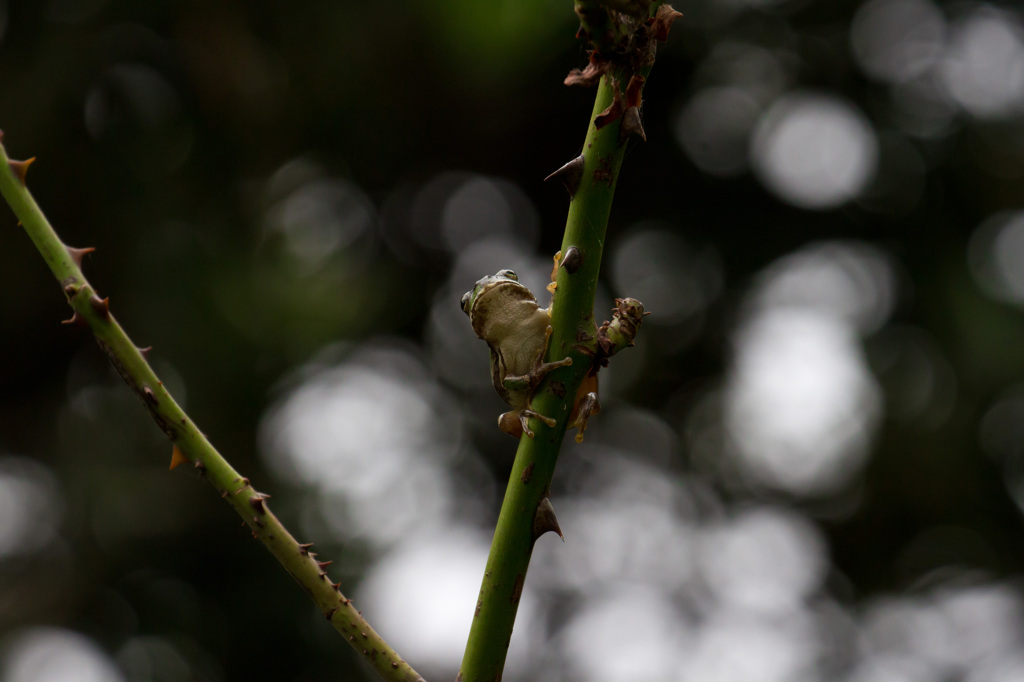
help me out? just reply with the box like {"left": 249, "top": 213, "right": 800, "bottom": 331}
{"left": 66, "top": 246, "right": 96, "bottom": 267}
{"left": 169, "top": 444, "right": 188, "bottom": 470}
{"left": 620, "top": 106, "right": 647, "bottom": 143}
{"left": 560, "top": 246, "right": 583, "bottom": 274}
{"left": 298, "top": 542, "right": 314, "bottom": 555}
{"left": 249, "top": 493, "right": 270, "bottom": 513}
{"left": 138, "top": 346, "right": 153, "bottom": 359}
{"left": 61, "top": 312, "right": 86, "bottom": 327}
{"left": 325, "top": 607, "right": 338, "bottom": 621}
{"left": 193, "top": 459, "right": 206, "bottom": 473}
{"left": 89, "top": 295, "right": 110, "bottom": 319}
{"left": 143, "top": 386, "right": 158, "bottom": 405}
{"left": 532, "top": 497, "right": 565, "bottom": 542}
{"left": 317, "top": 560, "right": 334, "bottom": 570}
{"left": 8, "top": 157, "right": 36, "bottom": 185}
{"left": 544, "top": 154, "right": 585, "bottom": 198}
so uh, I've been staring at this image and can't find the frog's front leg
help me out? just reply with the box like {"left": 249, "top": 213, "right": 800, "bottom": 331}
{"left": 500, "top": 356, "right": 573, "bottom": 393}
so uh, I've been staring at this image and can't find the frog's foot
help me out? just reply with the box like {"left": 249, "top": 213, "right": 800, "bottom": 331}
{"left": 498, "top": 410, "right": 525, "bottom": 438}
{"left": 570, "top": 391, "right": 600, "bottom": 443}
{"left": 498, "top": 408, "right": 558, "bottom": 439}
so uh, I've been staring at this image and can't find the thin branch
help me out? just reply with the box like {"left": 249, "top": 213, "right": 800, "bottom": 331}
{"left": 457, "top": 5, "right": 677, "bottom": 680}
{"left": 0, "top": 132, "right": 426, "bottom": 682}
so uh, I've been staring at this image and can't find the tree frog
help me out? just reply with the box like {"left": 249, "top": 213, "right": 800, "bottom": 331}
{"left": 461, "top": 269, "right": 573, "bottom": 438}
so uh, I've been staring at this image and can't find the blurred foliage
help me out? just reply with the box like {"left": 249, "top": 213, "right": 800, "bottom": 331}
{"left": 4, "top": 0, "right": 1024, "bottom": 681}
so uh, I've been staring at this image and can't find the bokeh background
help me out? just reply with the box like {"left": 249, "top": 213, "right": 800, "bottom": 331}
{"left": 3, "top": 0, "right": 1024, "bottom": 680}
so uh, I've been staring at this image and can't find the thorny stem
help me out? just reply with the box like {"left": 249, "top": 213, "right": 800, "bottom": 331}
{"left": 458, "top": 4, "right": 675, "bottom": 679}
{"left": 0, "top": 135, "right": 426, "bottom": 682}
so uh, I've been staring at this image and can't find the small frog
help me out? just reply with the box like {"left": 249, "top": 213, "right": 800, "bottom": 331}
{"left": 461, "top": 269, "right": 573, "bottom": 438}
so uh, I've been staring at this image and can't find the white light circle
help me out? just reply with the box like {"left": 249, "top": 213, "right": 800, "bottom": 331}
{"left": 751, "top": 93, "right": 878, "bottom": 210}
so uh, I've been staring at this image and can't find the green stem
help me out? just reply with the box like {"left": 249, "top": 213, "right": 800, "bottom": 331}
{"left": 458, "top": 72, "right": 632, "bottom": 681}
{"left": 0, "top": 136, "right": 425, "bottom": 682}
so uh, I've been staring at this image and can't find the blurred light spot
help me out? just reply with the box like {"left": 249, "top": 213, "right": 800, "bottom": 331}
{"left": 699, "top": 506, "right": 827, "bottom": 615}
{"left": 850, "top": 0, "right": 946, "bottom": 84}
{"left": 751, "top": 93, "right": 878, "bottom": 210}
{"left": 843, "top": 653, "right": 936, "bottom": 682}
{"left": 1, "top": 628, "right": 125, "bottom": 682}
{"left": 560, "top": 587, "right": 688, "bottom": 682}
{"left": 941, "top": 7, "right": 1024, "bottom": 120}
{"left": 726, "top": 309, "right": 881, "bottom": 495}
{"left": 679, "top": 611, "right": 818, "bottom": 682}
{"left": 869, "top": 326, "right": 957, "bottom": 429}
{"left": 979, "top": 384, "right": 1024, "bottom": 514}
{"left": 357, "top": 531, "right": 536, "bottom": 678}
{"left": 385, "top": 173, "right": 538, "bottom": 259}
{"left": 890, "top": 72, "right": 960, "bottom": 138}
{"left": 692, "top": 42, "right": 792, "bottom": 105}
{"left": 967, "top": 655, "right": 1024, "bottom": 682}
{"left": 441, "top": 177, "right": 538, "bottom": 252}
{"left": 540, "top": 460, "right": 696, "bottom": 592}
{"left": 753, "top": 241, "right": 896, "bottom": 334}
{"left": 861, "top": 582, "right": 1024, "bottom": 677}
{"left": 675, "top": 87, "right": 762, "bottom": 176}
{"left": 115, "top": 637, "right": 190, "bottom": 682}
{"left": 895, "top": 526, "right": 1000, "bottom": 584}
{"left": 610, "top": 226, "right": 722, "bottom": 327}
{"left": 264, "top": 159, "right": 376, "bottom": 272}
{"left": 724, "top": 241, "right": 893, "bottom": 494}
{"left": 259, "top": 342, "right": 458, "bottom": 548}
{"left": 968, "top": 211, "right": 1024, "bottom": 306}
{"left": 0, "top": 457, "right": 62, "bottom": 559}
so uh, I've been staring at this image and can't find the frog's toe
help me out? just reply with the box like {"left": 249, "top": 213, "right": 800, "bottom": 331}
{"left": 523, "top": 409, "right": 557, "bottom": 428}
{"left": 571, "top": 391, "right": 600, "bottom": 443}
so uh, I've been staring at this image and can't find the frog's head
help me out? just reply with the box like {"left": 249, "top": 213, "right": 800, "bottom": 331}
{"left": 461, "top": 269, "right": 537, "bottom": 337}
{"left": 461, "top": 269, "right": 521, "bottom": 315}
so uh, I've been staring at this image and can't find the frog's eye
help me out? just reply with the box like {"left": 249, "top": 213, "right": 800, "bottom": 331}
{"left": 499, "top": 269, "right": 518, "bottom": 281}
{"left": 460, "top": 291, "right": 472, "bottom": 314}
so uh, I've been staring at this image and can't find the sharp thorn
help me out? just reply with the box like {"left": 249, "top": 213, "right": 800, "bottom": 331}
{"left": 61, "top": 311, "right": 85, "bottom": 327}
{"left": 89, "top": 294, "right": 110, "bottom": 319}
{"left": 544, "top": 154, "right": 585, "bottom": 198}
{"left": 8, "top": 157, "right": 36, "bottom": 185}
{"left": 169, "top": 444, "right": 188, "bottom": 470}
{"left": 248, "top": 493, "right": 270, "bottom": 513}
{"left": 138, "top": 346, "right": 153, "bottom": 358}
{"left": 532, "top": 497, "right": 565, "bottom": 542}
{"left": 66, "top": 246, "right": 96, "bottom": 267}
